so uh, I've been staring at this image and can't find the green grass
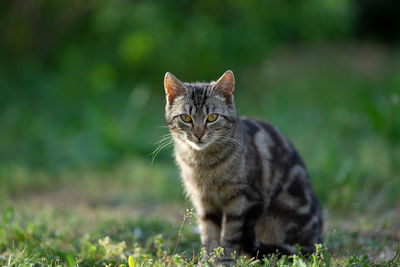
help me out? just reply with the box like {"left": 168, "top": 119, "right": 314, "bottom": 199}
{"left": 1, "top": 158, "right": 400, "bottom": 266}
{"left": 1, "top": 44, "right": 400, "bottom": 266}
{"left": 1, "top": 203, "right": 399, "bottom": 266}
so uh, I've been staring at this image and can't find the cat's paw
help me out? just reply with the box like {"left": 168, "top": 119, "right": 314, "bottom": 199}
{"left": 215, "top": 256, "right": 235, "bottom": 267}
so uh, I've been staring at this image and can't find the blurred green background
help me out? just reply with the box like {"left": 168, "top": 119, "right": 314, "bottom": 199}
{"left": 0, "top": 0, "right": 399, "bottom": 213}
{"left": 1, "top": 1, "right": 400, "bottom": 265}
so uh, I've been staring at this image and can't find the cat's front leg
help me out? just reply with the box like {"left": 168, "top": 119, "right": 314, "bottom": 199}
{"left": 219, "top": 212, "right": 245, "bottom": 262}
{"left": 198, "top": 211, "right": 222, "bottom": 253}
{"left": 220, "top": 198, "right": 263, "bottom": 262}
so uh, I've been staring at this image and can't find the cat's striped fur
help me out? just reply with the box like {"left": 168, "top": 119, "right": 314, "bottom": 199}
{"left": 164, "top": 71, "right": 322, "bottom": 263}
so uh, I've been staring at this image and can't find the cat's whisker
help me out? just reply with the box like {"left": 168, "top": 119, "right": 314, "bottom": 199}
{"left": 222, "top": 137, "right": 243, "bottom": 149}
{"left": 154, "top": 133, "right": 173, "bottom": 145}
{"left": 153, "top": 139, "right": 174, "bottom": 154}
{"left": 154, "top": 138, "right": 172, "bottom": 146}
{"left": 213, "top": 134, "right": 244, "bottom": 150}
{"left": 151, "top": 143, "right": 174, "bottom": 164}
{"left": 156, "top": 132, "right": 173, "bottom": 138}
{"left": 151, "top": 136, "right": 174, "bottom": 163}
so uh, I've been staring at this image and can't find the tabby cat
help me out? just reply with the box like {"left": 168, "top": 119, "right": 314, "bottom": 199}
{"left": 163, "top": 70, "right": 322, "bottom": 263}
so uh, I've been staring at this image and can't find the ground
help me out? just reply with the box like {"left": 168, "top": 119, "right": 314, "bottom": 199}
{"left": 1, "top": 158, "right": 399, "bottom": 266}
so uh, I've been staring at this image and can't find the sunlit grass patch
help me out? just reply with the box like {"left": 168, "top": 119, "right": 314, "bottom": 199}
{"left": 1, "top": 204, "right": 399, "bottom": 266}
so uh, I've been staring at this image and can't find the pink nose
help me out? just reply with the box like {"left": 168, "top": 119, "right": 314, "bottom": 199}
{"left": 194, "top": 130, "right": 204, "bottom": 140}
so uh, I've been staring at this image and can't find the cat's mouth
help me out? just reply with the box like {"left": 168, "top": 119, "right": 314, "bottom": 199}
{"left": 186, "top": 138, "right": 211, "bottom": 150}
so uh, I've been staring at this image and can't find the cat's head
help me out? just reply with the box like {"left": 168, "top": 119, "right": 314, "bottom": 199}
{"left": 164, "top": 70, "right": 238, "bottom": 151}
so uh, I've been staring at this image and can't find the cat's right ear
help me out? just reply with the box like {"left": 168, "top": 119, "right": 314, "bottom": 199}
{"left": 212, "top": 70, "right": 235, "bottom": 103}
{"left": 164, "top": 72, "right": 186, "bottom": 103}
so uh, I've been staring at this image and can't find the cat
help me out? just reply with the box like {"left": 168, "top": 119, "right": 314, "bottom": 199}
{"left": 163, "top": 70, "right": 323, "bottom": 264}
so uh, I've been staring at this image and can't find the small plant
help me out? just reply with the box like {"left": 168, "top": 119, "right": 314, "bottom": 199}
{"left": 168, "top": 209, "right": 195, "bottom": 266}
{"left": 98, "top": 236, "right": 127, "bottom": 260}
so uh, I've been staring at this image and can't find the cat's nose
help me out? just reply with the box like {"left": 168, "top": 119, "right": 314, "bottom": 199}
{"left": 194, "top": 129, "right": 204, "bottom": 141}
{"left": 194, "top": 132, "right": 204, "bottom": 141}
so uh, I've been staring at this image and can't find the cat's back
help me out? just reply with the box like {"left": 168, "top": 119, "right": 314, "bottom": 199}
{"left": 240, "top": 117, "right": 323, "bottom": 246}
{"left": 239, "top": 116, "right": 298, "bottom": 173}
{"left": 240, "top": 117, "right": 294, "bottom": 154}
{"left": 238, "top": 116, "right": 313, "bottom": 201}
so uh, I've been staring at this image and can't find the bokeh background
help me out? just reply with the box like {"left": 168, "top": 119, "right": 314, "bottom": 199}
{"left": 1, "top": 0, "right": 400, "bottom": 264}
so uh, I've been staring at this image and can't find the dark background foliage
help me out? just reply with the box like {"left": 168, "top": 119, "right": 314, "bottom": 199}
{"left": 0, "top": 0, "right": 399, "bottom": 209}
{"left": 1, "top": 1, "right": 400, "bottom": 265}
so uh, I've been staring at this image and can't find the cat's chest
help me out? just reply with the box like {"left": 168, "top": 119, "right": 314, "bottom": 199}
{"left": 184, "top": 166, "right": 233, "bottom": 185}
{"left": 180, "top": 163, "right": 245, "bottom": 206}
{"left": 174, "top": 145, "right": 246, "bottom": 205}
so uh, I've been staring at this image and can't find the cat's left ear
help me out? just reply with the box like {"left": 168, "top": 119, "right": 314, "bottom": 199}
{"left": 212, "top": 70, "right": 235, "bottom": 103}
{"left": 164, "top": 72, "right": 186, "bottom": 103}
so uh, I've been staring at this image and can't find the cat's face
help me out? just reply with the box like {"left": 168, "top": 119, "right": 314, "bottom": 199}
{"left": 164, "top": 71, "right": 238, "bottom": 150}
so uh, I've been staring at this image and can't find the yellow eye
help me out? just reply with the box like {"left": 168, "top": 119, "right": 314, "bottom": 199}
{"left": 180, "top": 114, "right": 192, "bottom": 123}
{"left": 207, "top": 113, "right": 218, "bottom": 122}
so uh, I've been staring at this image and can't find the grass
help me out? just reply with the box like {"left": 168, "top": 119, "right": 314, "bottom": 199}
{"left": 1, "top": 43, "right": 400, "bottom": 266}
{"left": 1, "top": 158, "right": 399, "bottom": 266}
{"left": 1, "top": 207, "right": 399, "bottom": 266}
{"left": 1, "top": 202, "right": 399, "bottom": 266}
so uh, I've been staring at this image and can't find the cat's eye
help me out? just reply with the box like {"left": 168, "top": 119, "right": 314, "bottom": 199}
{"left": 180, "top": 114, "right": 192, "bottom": 123}
{"left": 207, "top": 113, "right": 218, "bottom": 122}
